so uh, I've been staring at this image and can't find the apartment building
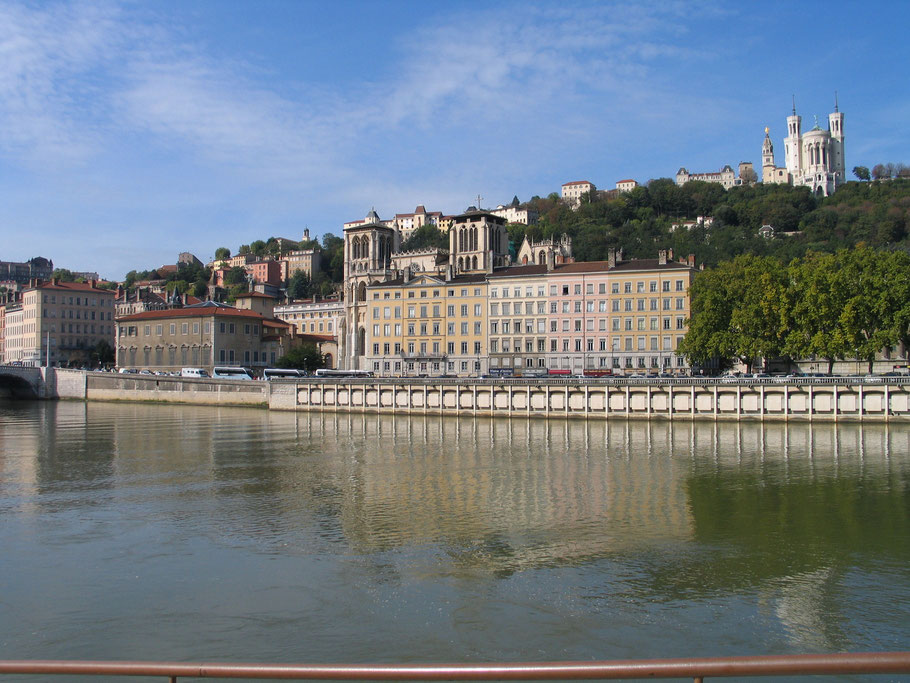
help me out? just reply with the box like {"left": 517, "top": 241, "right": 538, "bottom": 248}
{"left": 488, "top": 266, "right": 551, "bottom": 373}
{"left": 561, "top": 180, "right": 596, "bottom": 207}
{"left": 560, "top": 251, "right": 693, "bottom": 373}
{"left": 363, "top": 272, "right": 488, "bottom": 377}
{"left": 273, "top": 295, "right": 343, "bottom": 368}
{"left": 0, "top": 280, "right": 116, "bottom": 367}
{"left": 115, "top": 302, "right": 292, "bottom": 373}
{"left": 490, "top": 204, "right": 539, "bottom": 225}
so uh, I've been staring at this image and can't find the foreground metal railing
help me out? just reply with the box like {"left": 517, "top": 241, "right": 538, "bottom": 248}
{"left": 2, "top": 653, "right": 910, "bottom": 681}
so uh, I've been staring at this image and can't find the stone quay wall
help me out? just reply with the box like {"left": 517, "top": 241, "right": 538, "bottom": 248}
{"left": 17, "top": 370, "right": 910, "bottom": 421}
{"left": 274, "top": 377, "right": 910, "bottom": 423}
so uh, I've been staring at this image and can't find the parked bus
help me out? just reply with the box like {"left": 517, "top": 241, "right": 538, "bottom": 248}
{"left": 263, "top": 368, "right": 305, "bottom": 380}
{"left": 314, "top": 369, "right": 374, "bottom": 378}
{"left": 212, "top": 366, "right": 254, "bottom": 380}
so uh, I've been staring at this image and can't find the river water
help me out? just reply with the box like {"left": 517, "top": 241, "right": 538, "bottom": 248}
{"left": 1, "top": 401, "right": 908, "bottom": 680}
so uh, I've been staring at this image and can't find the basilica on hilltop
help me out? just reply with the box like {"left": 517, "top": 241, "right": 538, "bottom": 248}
{"left": 762, "top": 98, "right": 845, "bottom": 197}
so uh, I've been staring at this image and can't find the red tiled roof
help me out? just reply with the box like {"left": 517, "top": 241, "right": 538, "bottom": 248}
{"left": 235, "top": 292, "right": 276, "bottom": 299}
{"left": 117, "top": 307, "right": 267, "bottom": 322}
{"left": 34, "top": 281, "right": 114, "bottom": 293}
{"left": 616, "top": 179, "right": 637, "bottom": 184}
{"left": 296, "top": 333, "right": 335, "bottom": 343}
{"left": 562, "top": 180, "right": 593, "bottom": 186}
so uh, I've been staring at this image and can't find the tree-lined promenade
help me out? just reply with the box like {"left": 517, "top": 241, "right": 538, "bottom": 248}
{"left": 680, "top": 246, "right": 910, "bottom": 373}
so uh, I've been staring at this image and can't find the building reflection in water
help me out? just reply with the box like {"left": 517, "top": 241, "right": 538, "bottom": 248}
{"left": 2, "top": 403, "right": 907, "bottom": 655}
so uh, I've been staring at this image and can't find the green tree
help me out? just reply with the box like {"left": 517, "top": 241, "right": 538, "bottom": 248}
{"left": 399, "top": 224, "right": 448, "bottom": 251}
{"left": 852, "top": 166, "right": 871, "bottom": 181}
{"left": 679, "top": 255, "right": 789, "bottom": 372}
{"left": 192, "top": 279, "right": 209, "bottom": 298}
{"left": 250, "top": 240, "right": 267, "bottom": 257}
{"left": 276, "top": 343, "right": 325, "bottom": 371}
{"left": 165, "top": 280, "right": 189, "bottom": 294}
{"left": 91, "top": 340, "right": 115, "bottom": 367}
{"left": 784, "top": 251, "right": 844, "bottom": 372}
{"left": 51, "top": 268, "right": 77, "bottom": 282}
{"left": 224, "top": 266, "right": 248, "bottom": 286}
{"left": 214, "top": 246, "right": 231, "bottom": 260}
{"left": 288, "top": 271, "right": 311, "bottom": 299}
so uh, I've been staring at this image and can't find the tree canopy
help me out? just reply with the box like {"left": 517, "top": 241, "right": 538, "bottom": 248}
{"left": 276, "top": 343, "right": 325, "bottom": 371}
{"left": 679, "top": 247, "right": 910, "bottom": 373}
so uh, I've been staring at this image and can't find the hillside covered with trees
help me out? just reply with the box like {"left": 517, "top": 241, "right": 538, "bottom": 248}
{"left": 510, "top": 178, "right": 910, "bottom": 267}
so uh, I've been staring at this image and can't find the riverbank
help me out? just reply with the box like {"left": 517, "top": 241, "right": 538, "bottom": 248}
{"left": 22, "top": 368, "right": 910, "bottom": 422}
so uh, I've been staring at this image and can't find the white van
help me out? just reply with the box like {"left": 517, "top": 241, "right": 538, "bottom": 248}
{"left": 181, "top": 367, "right": 210, "bottom": 378}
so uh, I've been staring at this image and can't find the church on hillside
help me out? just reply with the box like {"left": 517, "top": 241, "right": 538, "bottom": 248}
{"left": 762, "top": 98, "right": 846, "bottom": 197}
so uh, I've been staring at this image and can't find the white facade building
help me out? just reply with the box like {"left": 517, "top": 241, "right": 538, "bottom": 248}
{"left": 763, "top": 99, "right": 845, "bottom": 197}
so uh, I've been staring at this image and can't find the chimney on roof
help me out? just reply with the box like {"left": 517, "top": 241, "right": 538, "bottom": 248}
{"left": 687, "top": 253, "right": 696, "bottom": 268}
{"left": 608, "top": 249, "right": 617, "bottom": 268}
{"left": 90, "top": 279, "right": 96, "bottom": 289}
{"left": 658, "top": 249, "right": 668, "bottom": 266}
{"left": 52, "top": 277, "right": 59, "bottom": 286}
{"left": 547, "top": 250, "right": 556, "bottom": 272}
{"left": 402, "top": 266, "right": 411, "bottom": 283}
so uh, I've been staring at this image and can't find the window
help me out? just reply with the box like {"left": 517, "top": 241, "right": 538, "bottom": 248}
{"left": 183, "top": 323, "right": 189, "bottom": 335}
{"left": 460, "top": 305, "right": 468, "bottom": 316}
{"left": 676, "top": 280, "right": 684, "bottom": 291}
{"left": 663, "top": 281, "right": 671, "bottom": 292}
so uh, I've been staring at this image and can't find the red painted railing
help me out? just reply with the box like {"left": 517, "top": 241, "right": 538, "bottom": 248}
{"left": 1, "top": 652, "right": 910, "bottom": 680}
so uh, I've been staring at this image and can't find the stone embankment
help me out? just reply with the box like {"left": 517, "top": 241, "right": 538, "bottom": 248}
{"left": 13, "top": 369, "right": 906, "bottom": 422}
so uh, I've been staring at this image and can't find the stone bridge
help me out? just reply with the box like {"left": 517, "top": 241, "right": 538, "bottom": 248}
{"left": 0, "top": 365, "right": 44, "bottom": 399}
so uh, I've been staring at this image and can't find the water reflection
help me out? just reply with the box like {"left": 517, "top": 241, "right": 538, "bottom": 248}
{"left": 1, "top": 402, "right": 908, "bottom": 665}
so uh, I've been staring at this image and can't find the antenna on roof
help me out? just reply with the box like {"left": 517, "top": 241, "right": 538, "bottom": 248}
{"left": 792, "top": 94, "right": 796, "bottom": 115}
{"left": 834, "top": 90, "right": 839, "bottom": 113}
{"left": 475, "top": 194, "right": 483, "bottom": 211}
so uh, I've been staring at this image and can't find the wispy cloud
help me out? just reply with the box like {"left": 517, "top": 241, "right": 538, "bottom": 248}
{"left": 0, "top": 1, "right": 124, "bottom": 163}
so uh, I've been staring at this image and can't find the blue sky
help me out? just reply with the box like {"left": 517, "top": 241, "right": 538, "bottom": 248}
{"left": 1, "top": 0, "right": 908, "bottom": 280}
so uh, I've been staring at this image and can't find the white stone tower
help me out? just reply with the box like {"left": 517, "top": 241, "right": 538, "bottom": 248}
{"left": 342, "top": 209, "right": 396, "bottom": 369}
{"left": 828, "top": 95, "right": 846, "bottom": 184}
{"left": 448, "top": 210, "right": 510, "bottom": 274}
{"left": 784, "top": 98, "right": 802, "bottom": 178}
